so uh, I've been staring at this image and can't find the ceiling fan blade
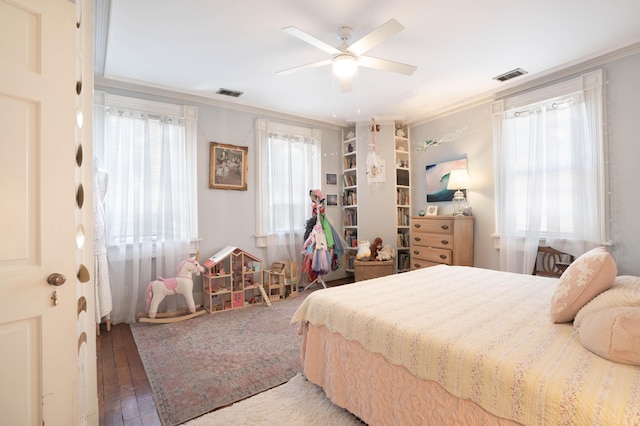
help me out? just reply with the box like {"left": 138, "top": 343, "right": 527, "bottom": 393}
{"left": 277, "top": 58, "right": 333, "bottom": 75}
{"left": 282, "top": 26, "right": 342, "bottom": 55}
{"left": 347, "top": 19, "right": 404, "bottom": 57}
{"left": 357, "top": 56, "right": 417, "bottom": 76}
{"left": 340, "top": 77, "right": 353, "bottom": 94}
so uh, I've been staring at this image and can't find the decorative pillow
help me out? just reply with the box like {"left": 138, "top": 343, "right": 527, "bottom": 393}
{"left": 579, "top": 307, "right": 640, "bottom": 365}
{"left": 574, "top": 275, "right": 640, "bottom": 328}
{"left": 549, "top": 247, "right": 616, "bottom": 323}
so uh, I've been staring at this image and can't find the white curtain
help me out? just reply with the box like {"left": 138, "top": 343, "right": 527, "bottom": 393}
{"left": 96, "top": 99, "right": 196, "bottom": 324}
{"left": 256, "top": 119, "right": 321, "bottom": 268}
{"left": 493, "top": 70, "right": 605, "bottom": 274}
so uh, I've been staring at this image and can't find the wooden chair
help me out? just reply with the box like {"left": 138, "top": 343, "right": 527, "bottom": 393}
{"left": 532, "top": 246, "right": 574, "bottom": 278}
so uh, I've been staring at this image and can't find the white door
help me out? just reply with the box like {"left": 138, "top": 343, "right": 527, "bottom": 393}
{"left": 0, "top": 0, "right": 83, "bottom": 424}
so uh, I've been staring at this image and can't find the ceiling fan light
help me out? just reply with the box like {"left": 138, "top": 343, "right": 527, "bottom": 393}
{"left": 333, "top": 54, "right": 357, "bottom": 78}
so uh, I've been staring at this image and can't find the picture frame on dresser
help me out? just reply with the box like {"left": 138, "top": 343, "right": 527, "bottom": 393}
{"left": 426, "top": 206, "right": 438, "bottom": 216}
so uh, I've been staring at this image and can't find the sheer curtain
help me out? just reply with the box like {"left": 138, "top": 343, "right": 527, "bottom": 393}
{"left": 255, "top": 119, "right": 321, "bottom": 268}
{"left": 94, "top": 94, "right": 197, "bottom": 324}
{"left": 493, "top": 70, "right": 606, "bottom": 274}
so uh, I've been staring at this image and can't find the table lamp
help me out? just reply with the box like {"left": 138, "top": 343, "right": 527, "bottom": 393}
{"left": 446, "top": 169, "right": 470, "bottom": 216}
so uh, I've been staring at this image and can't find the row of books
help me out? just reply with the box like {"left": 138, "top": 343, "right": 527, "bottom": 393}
{"left": 397, "top": 232, "right": 410, "bottom": 248}
{"left": 343, "top": 191, "right": 357, "bottom": 206}
{"left": 343, "top": 173, "right": 357, "bottom": 186}
{"left": 397, "top": 210, "right": 410, "bottom": 226}
{"left": 344, "top": 157, "right": 356, "bottom": 169}
{"left": 344, "top": 210, "right": 357, "bottom": 226}
{"left": 397, "top": 253, "right": 411, "bottom": 271}
{"left": 397, "top": 189, "right": 410, "bottom": 205}
{"left": 344, "top": 230, "right": 358, "bottom": 248}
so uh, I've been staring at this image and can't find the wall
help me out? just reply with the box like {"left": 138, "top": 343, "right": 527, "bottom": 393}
{"left": 96, "top": 49, "right": 640, "bottom": 278}
{"left": 409, "top": 50, "right": 640, "bottom": 275}
{"left": 409, "top": 104, "right": 498, "bottom": 270}
{"left": 94, "top": 85, "right": 344, "bottom": 285}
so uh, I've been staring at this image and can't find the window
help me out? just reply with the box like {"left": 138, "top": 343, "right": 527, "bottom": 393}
{"left": 94, "top": 93, "right": 198, "bottom": 246}
{"left": 492, "top": 70, "right": 609, "bottom": 273}
{"left": 255, "top": 119, "right": 320, "bottom": 262}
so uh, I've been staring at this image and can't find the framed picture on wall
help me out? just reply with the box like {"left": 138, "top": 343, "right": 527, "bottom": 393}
{"left": 326, "top": 173, "right": 337, "bottom": 185}
{"left": 209, "top": 142, "right": 248, "bottom": 190}
{"left": 326, "top": 193, "right": 338, "bottom": 206}
{"left": 425, "top": 157, "right": 467, "bottom": 202}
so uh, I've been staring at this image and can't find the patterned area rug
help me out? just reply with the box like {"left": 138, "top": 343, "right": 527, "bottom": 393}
{"left": 130, "top": 289, "right": 316, "bottom": 426}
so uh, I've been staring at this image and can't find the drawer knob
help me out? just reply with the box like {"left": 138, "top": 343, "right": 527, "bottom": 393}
{"left": 413, "top": 250, "right": 420, "bottom": 255}
{"left": 439, "top": 254, "right": 447, "bottom": 260}
{"left": 415, "top": 237, "right": 421, "bottom": 241}
{"left": 414, "top": 223, "right": 421, "bottom": 228}
{"left": 441, "top": 239, "right": 449, "bottom": 245}
{"left": 441, "top": 225, "right": 449, "bottom": 230}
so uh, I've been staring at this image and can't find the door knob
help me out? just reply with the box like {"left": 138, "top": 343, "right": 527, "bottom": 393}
{"left": 47, "top": 273, "right": 66, "bottom": 286}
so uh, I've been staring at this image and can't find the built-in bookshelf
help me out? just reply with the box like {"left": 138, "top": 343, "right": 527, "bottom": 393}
{"left": 395, "top": 123, "right": 411, "bottom": 272}
{"left": 342, "top": 123, "right": 357, "bottom": 273}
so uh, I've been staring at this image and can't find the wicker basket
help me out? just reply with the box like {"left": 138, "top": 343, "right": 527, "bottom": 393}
{"left": 354, "top": 259, "right": 394, "bottom": 282}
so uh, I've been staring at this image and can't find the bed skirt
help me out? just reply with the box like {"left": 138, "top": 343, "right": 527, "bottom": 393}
{"left": 302, "top": 323, "right": 520, "bottom": 426}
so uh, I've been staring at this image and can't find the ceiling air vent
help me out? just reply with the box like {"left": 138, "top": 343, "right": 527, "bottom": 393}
{"left": 216, "top": 88, "right": 244, "bottom": 98}
{"left": 493, "top": 68, "right": 528, "bottom": 82}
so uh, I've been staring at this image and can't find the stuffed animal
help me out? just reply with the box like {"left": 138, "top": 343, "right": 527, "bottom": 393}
{"left": 376, "top": 245, "right": 396, "bottom": 261}
{"left": 370, "top": 237, "right": 383, "bottom": 261}
{"left": 356, "top": 240, "right": 371, "bottom": 260}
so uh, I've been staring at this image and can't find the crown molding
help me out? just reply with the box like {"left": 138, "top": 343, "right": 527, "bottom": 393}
{"left": 94, "top": 77, "right": 345, "bottom": 130}
{"left": 407, "top": 40, "right": 640, "bottom": 127}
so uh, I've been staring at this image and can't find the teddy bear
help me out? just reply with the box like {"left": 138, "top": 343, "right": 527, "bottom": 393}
{"left": 355, "top": 240, "right": 371, "bottom": 260}
{"left": 370, "top": 237, "right": 383, "bottom": 261}
{"left": 376, "top": 245, "right": 396, "bottom": 261}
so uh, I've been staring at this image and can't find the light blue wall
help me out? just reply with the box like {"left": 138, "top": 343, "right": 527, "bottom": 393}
{"left": 96, "top": 49, "right": 640, "bottom": 277}
{"left": 409, "top": 50, "right": 640, "bottom": 275}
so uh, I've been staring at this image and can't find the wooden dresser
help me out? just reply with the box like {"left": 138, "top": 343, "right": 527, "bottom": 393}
{"left": 410, "top": 216, "right": 474, "bottom": 269}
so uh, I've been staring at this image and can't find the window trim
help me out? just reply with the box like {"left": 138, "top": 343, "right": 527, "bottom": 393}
{"left": 94, "top": 91, "right": 199, "bottom": 245}
{"left": 491, "top": 69, "right": 611, "bottom": 246}
{"left": 254, "top": 118, "right": 321, "bottom": 247}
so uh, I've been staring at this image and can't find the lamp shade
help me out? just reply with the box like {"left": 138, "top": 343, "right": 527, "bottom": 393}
{"left": 333, "top": 54, "right": 357, "bottom": 79}
{"left": 447, "top": 169, "right": 470, "bottom": 190}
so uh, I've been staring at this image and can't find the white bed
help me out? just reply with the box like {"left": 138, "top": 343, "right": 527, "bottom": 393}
{"left": 291, "top": 264, "right": 640, "bottom": 425}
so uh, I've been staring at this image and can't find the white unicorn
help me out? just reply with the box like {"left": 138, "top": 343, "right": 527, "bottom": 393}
{"left": 145, "top": 254, "right": 205, "bottom": 319}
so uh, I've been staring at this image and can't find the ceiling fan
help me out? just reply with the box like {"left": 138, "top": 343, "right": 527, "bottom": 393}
{"left": 277, "top": 19, "right": 417, "bottom": 93}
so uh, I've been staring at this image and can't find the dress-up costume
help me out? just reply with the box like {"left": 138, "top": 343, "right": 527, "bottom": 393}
{"left": 301, "top": 189, "right": 345, "bottom": 283}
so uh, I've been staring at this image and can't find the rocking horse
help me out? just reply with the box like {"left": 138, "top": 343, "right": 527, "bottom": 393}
{"left": 138, "top": 253, "right": 206, "bottom": 323}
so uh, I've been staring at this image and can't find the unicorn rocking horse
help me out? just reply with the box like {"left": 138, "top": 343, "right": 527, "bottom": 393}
{"left": 139, "top": 253, "right": 206, "bottom": 323}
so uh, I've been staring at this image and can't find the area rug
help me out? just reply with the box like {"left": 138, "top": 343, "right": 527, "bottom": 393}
{"left": 130, "top": 289, "right": 317, "bottom": 426}
{"left": 181, "top": 373, "right": 364, "bottom": 425}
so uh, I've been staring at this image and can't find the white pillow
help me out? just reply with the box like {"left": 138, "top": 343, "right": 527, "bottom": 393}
{"left": 579, "top": 307, "right": 640, "bottom": 365}
{"left": 574, "top": 275, "right": 640, "bottom": 328}
{"left": 549, "top": 247, "right": 617, "bottom": 323}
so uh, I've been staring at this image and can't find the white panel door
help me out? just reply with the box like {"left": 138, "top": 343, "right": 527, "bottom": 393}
{"left": 0, "top": 0, "right": 79, "bottom": 424}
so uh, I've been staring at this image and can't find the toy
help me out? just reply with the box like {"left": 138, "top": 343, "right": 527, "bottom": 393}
{"left": 370, "top": 237, "right": 383, "bottom": 261}
{"left": 142, "top": 254, "right": 206, "bottom": 323}
{"left": 356, "top": 240, "right": 371, "bottom": 260}
{"left": 376, "top": 245, "right": 396, "bottom": 261}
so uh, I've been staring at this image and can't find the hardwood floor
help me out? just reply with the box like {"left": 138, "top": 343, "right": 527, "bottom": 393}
{"left": 96, "top": 277, "right": 353, "bottom": 425}
{"left": 98, "top": 323, "right": 161, "bottom": 426}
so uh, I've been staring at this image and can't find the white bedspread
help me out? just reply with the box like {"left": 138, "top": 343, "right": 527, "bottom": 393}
{"left": 291, "top": 265, "right": 640, "bottom": 425}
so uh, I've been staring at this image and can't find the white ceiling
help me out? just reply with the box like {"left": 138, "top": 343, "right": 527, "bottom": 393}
{"left": 97, "top": 0, "right": 640, "bottom": 125}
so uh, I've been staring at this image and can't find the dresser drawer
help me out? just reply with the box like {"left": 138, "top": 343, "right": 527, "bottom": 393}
{"left": 412, "top": 233, "right": 453, "bottom": 250}
{"left": 412, "top": 246, "right": 452, "bottom": 265}
{"left": 411, "top": 259, "right": 442, "bottom": 270}
{"left": 411, "top": 218, "right": 454, "bottom": 235}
